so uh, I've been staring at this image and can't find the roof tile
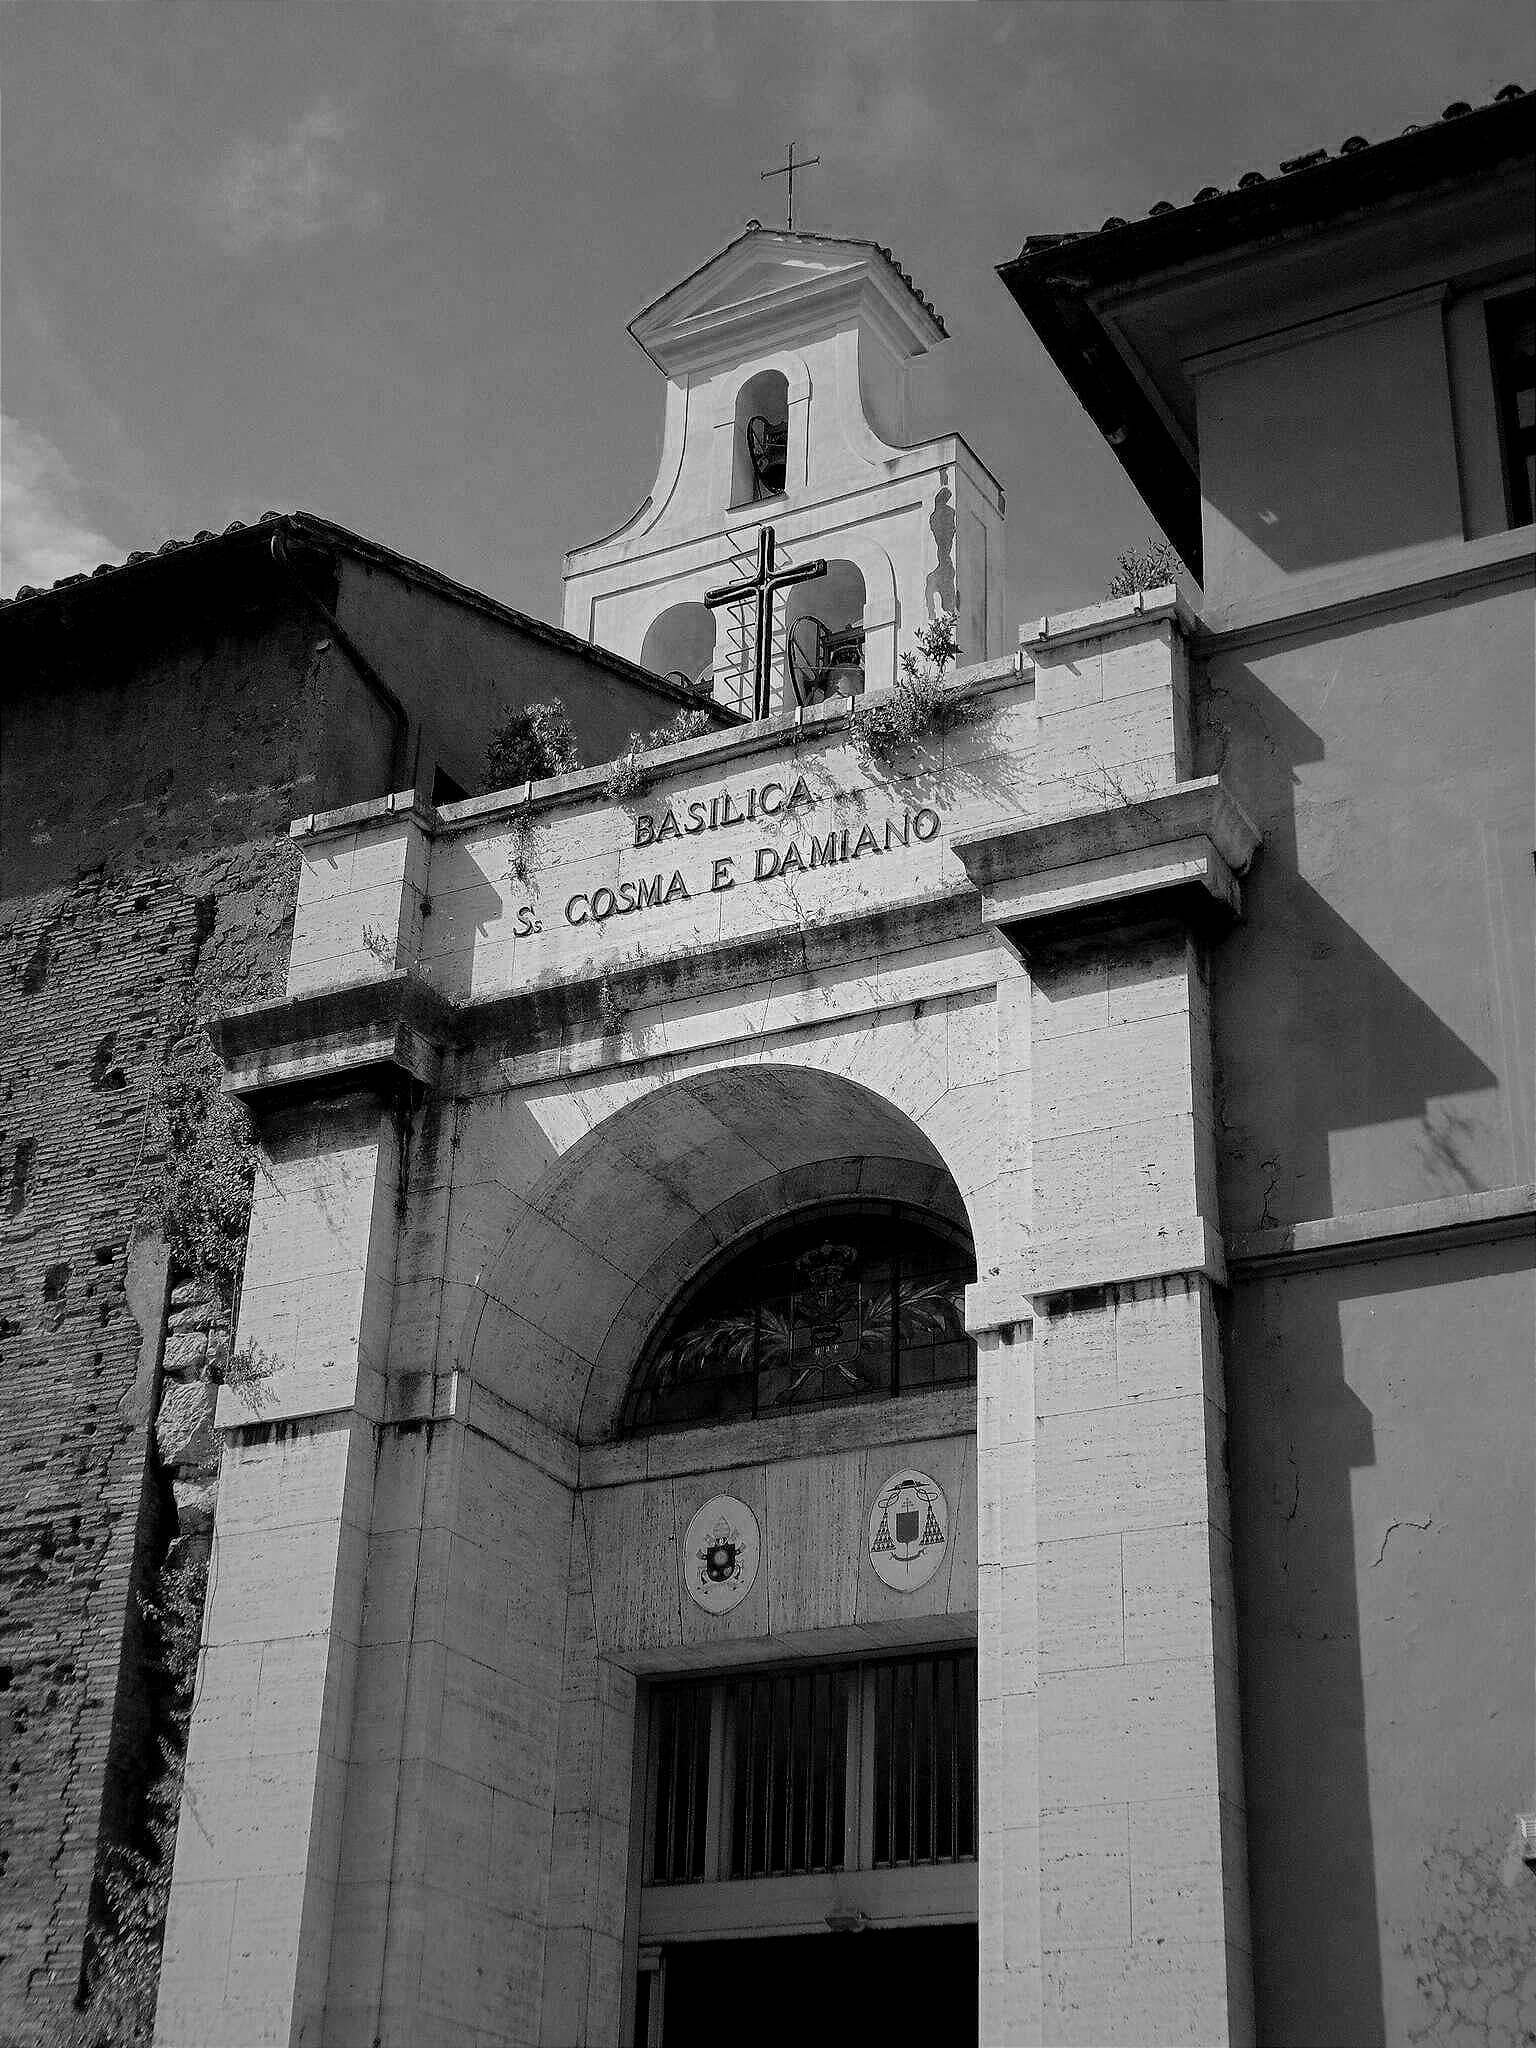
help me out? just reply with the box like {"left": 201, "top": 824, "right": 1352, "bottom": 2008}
{"left": 1092, "top": 82, "right": 1527, "bottom": 239}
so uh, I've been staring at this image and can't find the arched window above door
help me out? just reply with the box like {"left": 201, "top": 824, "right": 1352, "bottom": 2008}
{"left": 620, "top": 1203, "right": 975, "bottom": 1437}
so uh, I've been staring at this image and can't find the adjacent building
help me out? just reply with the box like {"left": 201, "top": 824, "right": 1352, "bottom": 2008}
{"left": 999, "top": 83, "right": 1534, "bottom": 2041}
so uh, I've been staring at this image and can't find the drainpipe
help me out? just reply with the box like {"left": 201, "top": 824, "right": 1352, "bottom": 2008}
{"left": 269, "top": 527, "right": 413, "bottom": 790}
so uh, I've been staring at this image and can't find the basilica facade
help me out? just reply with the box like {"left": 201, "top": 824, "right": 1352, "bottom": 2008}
{"left": 150, "top": 88, "right": 1532, "bottom": 2048}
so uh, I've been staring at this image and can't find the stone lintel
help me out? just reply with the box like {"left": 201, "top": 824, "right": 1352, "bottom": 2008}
{"left": 221, "top": 899, "right": 998, "bottom": 1102}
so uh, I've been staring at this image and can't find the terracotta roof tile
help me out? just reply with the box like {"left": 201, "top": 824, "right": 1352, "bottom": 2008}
{"left": 2, "top": 511, "right": 285, "bottom": 609}
{"left": 1015, "top": 82, "right": 1528, "bottom": 256}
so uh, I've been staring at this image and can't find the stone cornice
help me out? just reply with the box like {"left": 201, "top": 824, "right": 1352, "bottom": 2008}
{"left": 216, "top": 971, "right": 450, "bottom": 1104}
{"left": 1021, "top": 582, "right": 1197, "bottom": 653}
{"left": 215, "top": 892, "right": 993, "bottom": 1098}
{"left": 1229, "top": 1184, "right": 1535, "bottom": 1275}
{"left": 949, "top": 774, "right": 1262, "bottom": 953}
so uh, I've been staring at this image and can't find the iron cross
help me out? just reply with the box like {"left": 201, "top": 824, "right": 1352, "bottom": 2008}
{"left": 761, "top": 142, "right": 820, "bottom": 231}
{"left": 705, "top": 526, "right": 826, "bottom": 720}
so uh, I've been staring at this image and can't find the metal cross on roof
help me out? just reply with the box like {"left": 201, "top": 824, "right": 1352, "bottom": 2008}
{"left": 705, "top": 526, "right": 826, "bottom": 721}
{"left": 761, "top": 141, "right": 820, "bottom": 231}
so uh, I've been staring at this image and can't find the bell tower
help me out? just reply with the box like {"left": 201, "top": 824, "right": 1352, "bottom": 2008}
{"left": 561, "top": 226, "right": 1005, "bottom": 718}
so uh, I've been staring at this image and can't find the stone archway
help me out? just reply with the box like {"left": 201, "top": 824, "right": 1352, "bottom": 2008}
{"left": 454, "top": 1063, "right": 985, "bottom": 2046}
{"left": 457, "top": 1061, "right": 981, "bottom": 1445}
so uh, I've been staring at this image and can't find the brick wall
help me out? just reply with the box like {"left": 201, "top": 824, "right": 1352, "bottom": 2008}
{"left": 0, "top": 841, "right": 300, "bottom": 2041}
{"left": 0, "top": 590, "right": 320, "bottom": 2042}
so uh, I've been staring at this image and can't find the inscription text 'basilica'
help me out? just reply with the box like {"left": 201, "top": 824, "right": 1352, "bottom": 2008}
{"left": 556, "top": 774, "right": 943, "bottom": 930}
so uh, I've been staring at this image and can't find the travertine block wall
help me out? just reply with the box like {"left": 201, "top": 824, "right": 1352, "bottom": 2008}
{"left": 978, "top": 925, "right": 1250, "bottom": 2046}
{"left": 969, "top": 596, "right": 1254, "bottom": 2046}
{"left": 1029, "top": 935, "right": 1217, "bottom": 1293}
{"left": 321, "top": 1423, "right": 574, "bottom": 2048}
{"left": 1032, "top": 614, "right": 1192, "bottom": 822}
{"left": 161, "top": 597, "right": 1264, "bottom": 2046}
{"left": 157, "top": 1086, "right": 403, "bottom": 2045}
{"left": 155, "top": 1413, "right": 375, "bottom": 2048}
{"left": 978, "top": 1323, "right": 1042, "bottom": 2038}
{"left": 1032, "top": 1278, "right": 1248, "bottom": 2045}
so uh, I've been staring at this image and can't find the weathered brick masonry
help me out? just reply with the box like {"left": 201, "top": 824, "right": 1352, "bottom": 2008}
{"left": 0, "top": 871, "right": 239, "bottom": 2035}
{"left": 1, "top": 618, "right": 314, "bottom": 2038}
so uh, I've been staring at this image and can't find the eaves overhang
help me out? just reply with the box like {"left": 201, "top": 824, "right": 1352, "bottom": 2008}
{"left": 997, "top": 86, "right": 1534, "bottom": 587}
{"left": 1, "top": 508, "right": 727, "bottom": 715}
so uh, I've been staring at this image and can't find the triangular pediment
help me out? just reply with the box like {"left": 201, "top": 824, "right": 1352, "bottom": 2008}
{"left": 689, "top": 251, "right": 857, "bottom": 318}
{"left": 629, "top": 229, "right": 946, "bottom": 374}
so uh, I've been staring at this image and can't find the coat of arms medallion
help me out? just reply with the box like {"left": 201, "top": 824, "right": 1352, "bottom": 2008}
{"left": 868, "top": 1468, "right": 949, "bottom": 1590}
{"left": 682, "top": 1493, "right": 761, "bottom": 1614}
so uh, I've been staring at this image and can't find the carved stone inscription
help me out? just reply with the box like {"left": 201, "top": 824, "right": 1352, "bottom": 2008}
{"left": 561, "top": 773, "right": 940, "bottom": 929}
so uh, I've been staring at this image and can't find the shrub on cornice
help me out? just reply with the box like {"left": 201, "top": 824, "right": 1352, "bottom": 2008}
{"left": 1105, "top": 538, "right": 1182, "bottom": 598}
{"left": 484, "top": 698, "right": 580, "bottom": 791}
{"left": 602, "top": 704, "right": 716, "bottom": 803}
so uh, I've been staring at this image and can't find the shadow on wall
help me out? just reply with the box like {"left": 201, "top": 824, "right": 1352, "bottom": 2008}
{"left": 1227, "top": 1237, "right": 1534, "bottom": 2048}
{"left": 1225, "top": 1265, "right": 1382, "bottom": 2047}
{"left": 1204, "top": 663, "right": 1500, "bottom": 1231}
{"left": 925, "top": 471, "right": 956, "bottom": 619}
{"left": 1201, "top": 653, "right": 1524, "bottom": 2045}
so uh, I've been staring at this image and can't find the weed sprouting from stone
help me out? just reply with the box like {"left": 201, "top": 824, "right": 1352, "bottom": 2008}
{"left": 1104, "top": 538, "right": 1182, "bottom": 598}
{"left": 847, "top": 610, "right": 973, "bottom": 769}
{"left": 601, "top": 704, "right": 716, "bottom": 804}
{"left": 136, "top": 1020, "right": 256, "bottom": 1311}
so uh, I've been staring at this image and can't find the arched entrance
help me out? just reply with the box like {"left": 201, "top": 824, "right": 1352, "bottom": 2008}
{"left": 457, "top": 1063, "right": 982, "bottom": 2044}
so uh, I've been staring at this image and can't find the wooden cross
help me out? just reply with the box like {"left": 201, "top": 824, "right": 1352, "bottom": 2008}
{"left": 761, "top": 141, "right": 820, "bottom": 232}
{"left": 705, "top": 526, "right": 826, "bottom": 720}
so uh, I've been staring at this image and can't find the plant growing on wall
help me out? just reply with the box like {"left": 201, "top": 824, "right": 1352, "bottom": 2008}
{"left": 602, "top": 704, "right": 717, "bottom": 803}
{"left": 53, "top": 1549, "right": 208, "bottom": 2048}
{"left": 1104, "top": 538, "right": 1183, "bottom": 598}
{"left": 846, "top": 608, "right": 969, "bottom": 769}
{"left": 138, "top": 1019, "right": 256, "bottom": 1309}
{"left": 482, "top": 697, "right": 581, "bottom": 792}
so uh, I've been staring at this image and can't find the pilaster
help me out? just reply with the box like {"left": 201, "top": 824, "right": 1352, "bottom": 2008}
{"left": 154, "top": 1086, "right": 405, "bottom": 2048}
{"left": 961, "top": 592, "right": 1259, "bottom": 2048}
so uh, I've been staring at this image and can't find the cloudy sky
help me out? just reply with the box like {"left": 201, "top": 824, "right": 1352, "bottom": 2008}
{"left": 3, "top": 2, "right": 1532, "bottom": 637}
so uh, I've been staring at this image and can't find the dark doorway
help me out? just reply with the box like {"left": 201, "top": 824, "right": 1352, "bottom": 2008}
{"left": 658, "top": 1923, "right": 977, "bottom": 2044}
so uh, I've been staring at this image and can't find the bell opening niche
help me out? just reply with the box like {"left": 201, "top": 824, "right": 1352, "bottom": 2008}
{"left": 784, "top": 558, "right": 866, "bottom": 706}
{"left": 732, "top": 368, "right": 790, "bottom": 507}
{"left": 640, "top": 601, "right": 718, "bottom": 695}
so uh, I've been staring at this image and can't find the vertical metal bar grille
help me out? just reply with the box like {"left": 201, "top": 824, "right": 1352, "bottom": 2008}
{"left": 648, "top": 1680, "right": 711, "bottom": 1883}
{"left": 724, "top": 1664, "right": 851, "bottom": 1878}
{"left": 645, "top": 1650, "right": 975, "bottom": 1886}
{"left": 871, "top": 1648, "right": 978, "bottom": 1869}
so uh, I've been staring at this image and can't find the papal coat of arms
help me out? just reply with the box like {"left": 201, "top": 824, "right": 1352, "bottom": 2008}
{"left": 868, "top": 1469, "right": 949, "bottom": 1591}
{"left": 682, "top": 1494, "right": 761, "bottom": 1614}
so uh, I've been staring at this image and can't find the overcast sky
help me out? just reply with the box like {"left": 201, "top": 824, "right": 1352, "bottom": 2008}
{"left": 3, "top": 2, "right": 1532, "bottom": 640}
